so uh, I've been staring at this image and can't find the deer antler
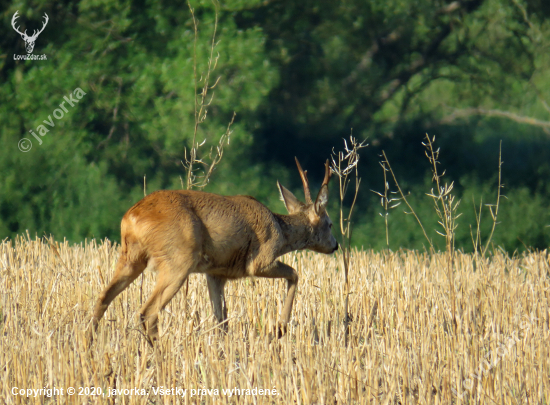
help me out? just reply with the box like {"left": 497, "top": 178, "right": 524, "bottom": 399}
{"left": 322, "top": 159, "right": 332, "bottom": 187}
{"left": 11, "top": 11, "right": 49, "bottom": 40}
{"left": 11, "top": 11, "right": 25, "bottom": 37}
{"left": 30, "top": 13, "right": 49, "bottom": 40}
{"left": 294, "top": 157, "right": 313, "bottom": 204}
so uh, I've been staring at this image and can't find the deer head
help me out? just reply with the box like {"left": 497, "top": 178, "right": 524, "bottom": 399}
{"left": 278, "top": 158, "right": 338, "bottom": 254}
{"left": 12, "top": 11, "right": 49, "bottom": 54}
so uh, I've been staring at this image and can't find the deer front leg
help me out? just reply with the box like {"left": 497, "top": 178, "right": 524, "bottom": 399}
{"left": 206, "top": 275, "right": 228, "bottom": 332}
{"left": 255, "top": 261, "right": 298, "bottom": 337}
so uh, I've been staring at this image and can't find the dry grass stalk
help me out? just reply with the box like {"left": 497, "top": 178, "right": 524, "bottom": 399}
{"left": 471, "top": 141, "right": 504, "bottom": 263}
{"left": 482, "top": 141, "right": 503, "bottom": 257}
{"left": 1, "top": 237, "right": 549, "bottom": 403}
{"left": 371, "top": 161, "right": 402, "bottom": 246}
{"left": 422, "top": 134, "right": 463, "bottom": 337}
{"left": 423, "top": 134, "right": 462, "bottom": 253}
{"left": 380, "top": 150, "right": 434, "bottom": 251}
{"left": 331, "top": 136, "right": 368, "bottom": 346}
{"left": 184, "top": 1, "right": 234, "bottom": 191}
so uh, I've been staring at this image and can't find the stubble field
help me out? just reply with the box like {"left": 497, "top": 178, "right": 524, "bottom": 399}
{"left": 0, "top": 237, "right": 548, "bottom": 404}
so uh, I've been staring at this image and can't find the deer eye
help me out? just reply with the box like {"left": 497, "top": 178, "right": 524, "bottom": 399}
{"left": 329, "top": 223, "right": 332, "bottom": 229}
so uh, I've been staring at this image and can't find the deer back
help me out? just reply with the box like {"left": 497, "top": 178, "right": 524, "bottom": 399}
{"left": 122, "top": 190, "right": 284, "bottom": 278}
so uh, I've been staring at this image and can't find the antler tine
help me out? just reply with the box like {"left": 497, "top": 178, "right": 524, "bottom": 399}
{"left": 29, "top": 13, "right": 49, "bottom": 39}
{"left": 294, "top": 157, "right": 313, "bottom": 204}
{"left": 322, "top": 159, "right": 332, "bottom": 187}
{"left": 11, "top": 11, "right": 25, "bottom": 36}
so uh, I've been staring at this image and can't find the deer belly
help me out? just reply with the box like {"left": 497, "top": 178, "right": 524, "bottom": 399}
{"left": 194, "top": 250, "right": 249, "bottom": 279}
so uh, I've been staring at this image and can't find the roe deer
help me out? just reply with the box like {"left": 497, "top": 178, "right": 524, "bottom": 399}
{"left": 91, "top": 158, "right": 338, "bottom": 345}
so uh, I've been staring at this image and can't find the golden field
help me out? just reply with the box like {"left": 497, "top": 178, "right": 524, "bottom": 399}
{"left": 0, "top": 237, "right": 548, "bottom": 404}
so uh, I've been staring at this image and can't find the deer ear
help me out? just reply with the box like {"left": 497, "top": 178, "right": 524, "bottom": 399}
{"left": 278, "top": 182, "right": 304, "bottom": 214}
{"left": 314, "top": 184, "right": 329, "bottom": 215}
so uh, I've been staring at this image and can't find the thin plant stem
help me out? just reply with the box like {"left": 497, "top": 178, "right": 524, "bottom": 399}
{"left": 381, "top": 150, "right": 434, "bottom": 251}
{"left": 482, "top": 141, "right": 503, "bottom": 257}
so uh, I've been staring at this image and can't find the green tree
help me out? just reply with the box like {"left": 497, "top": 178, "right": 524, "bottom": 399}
{"left": 1, "top": 0, "right": 549, "bottom": 250}
{"left": 0, "top": 0, "right": 278, "bottom": 241}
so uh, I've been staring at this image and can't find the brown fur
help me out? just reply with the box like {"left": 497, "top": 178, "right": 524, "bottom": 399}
{"left": 91, "top": 159, "right": 338, "bottom": 345}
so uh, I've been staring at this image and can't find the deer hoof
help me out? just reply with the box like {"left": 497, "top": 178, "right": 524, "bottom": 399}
{"left": 277, "top": 321, "right": 288, "bottom": 339}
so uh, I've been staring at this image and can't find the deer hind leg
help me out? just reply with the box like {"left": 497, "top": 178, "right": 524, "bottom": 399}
{"left": 92, "top": 252, "right": 147, "bottom": 333}
{"left": 139, "top": 255, "right": 197, "bottom": 346}
{"left": 255, "top": 261, "right": 298, "bottom": 337}
{"left": 206, "top": 275, "right": 228, "bottom": 332}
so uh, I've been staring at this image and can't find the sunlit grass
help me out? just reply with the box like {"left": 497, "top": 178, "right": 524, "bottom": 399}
{"left": 1, "top": 237, "right": 548, "bottom": 404}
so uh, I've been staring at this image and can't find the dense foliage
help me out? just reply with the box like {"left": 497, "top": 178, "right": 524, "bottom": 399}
{"left": 1, "top": 0, "right": 549, "bottom": 251}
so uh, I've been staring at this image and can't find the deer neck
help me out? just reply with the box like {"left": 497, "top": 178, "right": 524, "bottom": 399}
{"left": 274, "top": 213, "right": 312, "bottom": 255}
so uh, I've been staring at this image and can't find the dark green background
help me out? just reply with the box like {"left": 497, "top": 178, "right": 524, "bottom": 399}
{"left": 1, "top": 0, "right": 549, "bottom": 252}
